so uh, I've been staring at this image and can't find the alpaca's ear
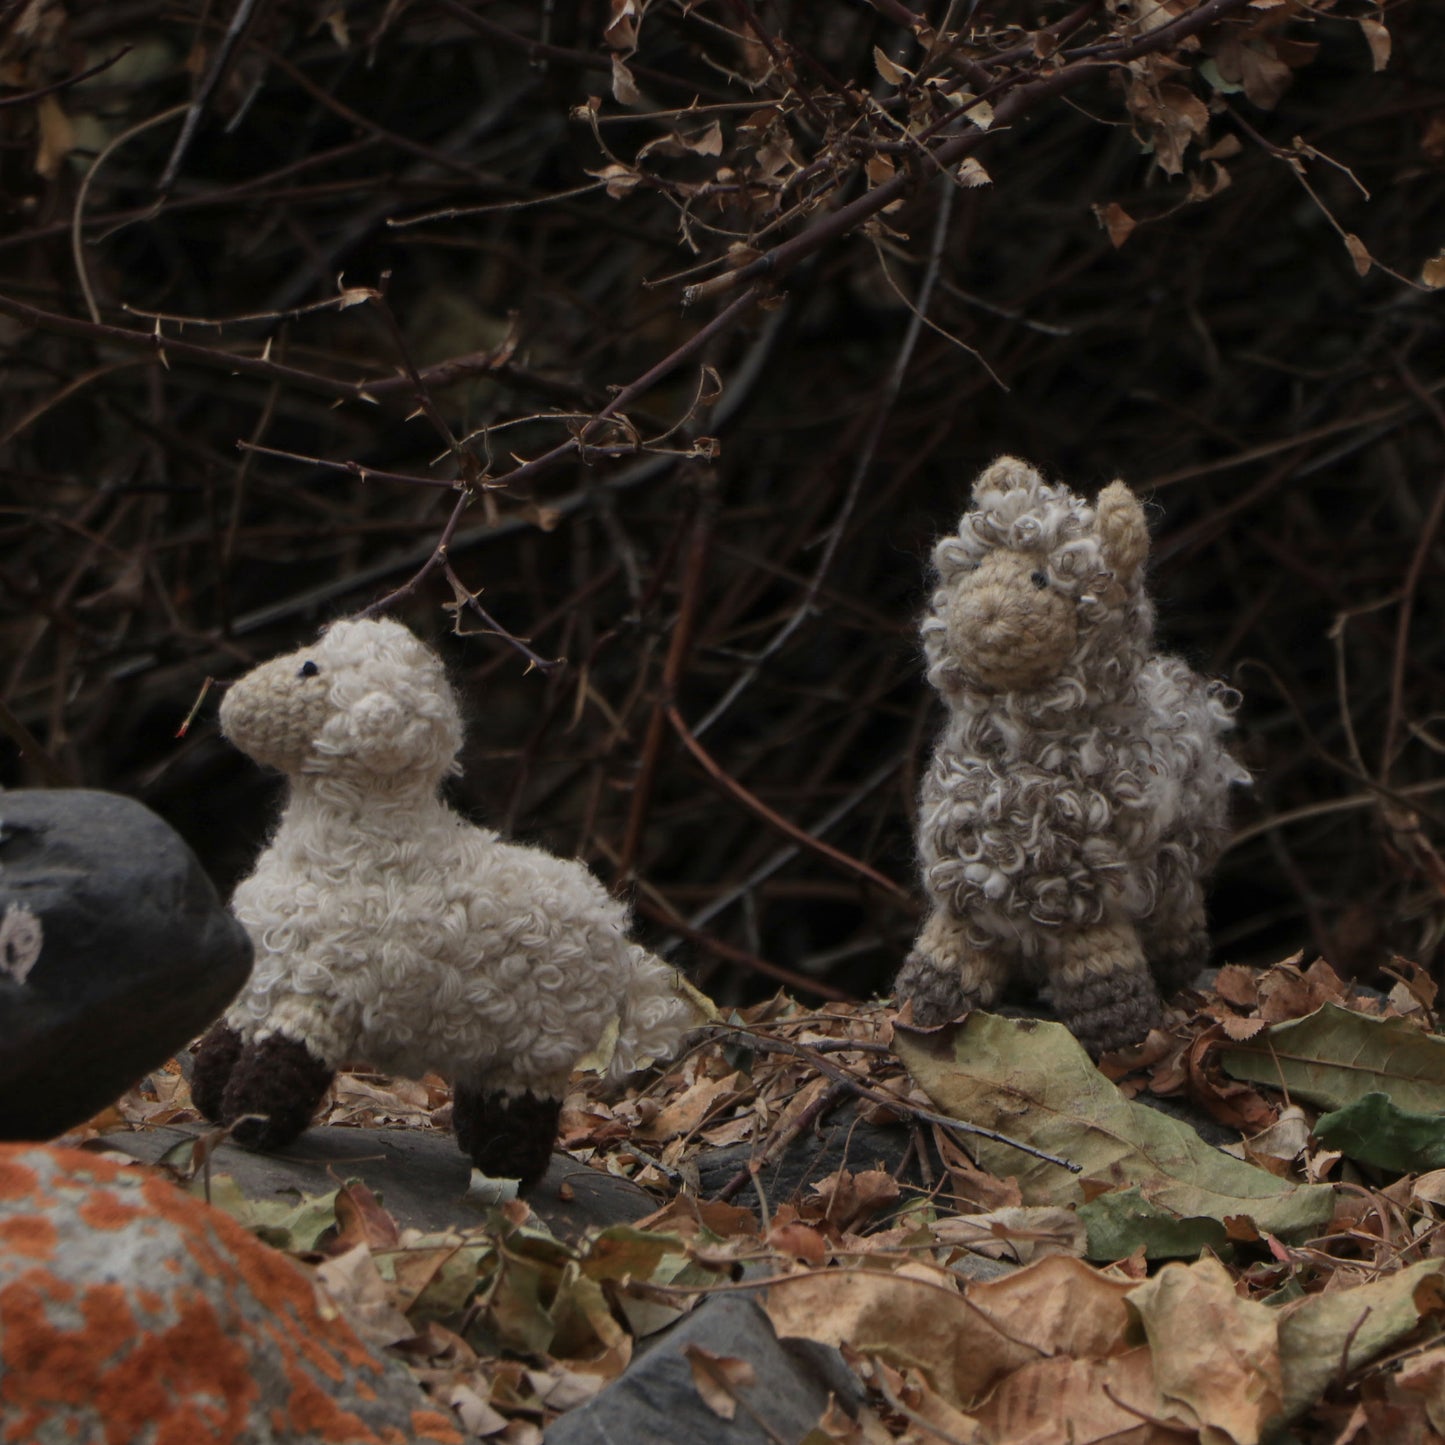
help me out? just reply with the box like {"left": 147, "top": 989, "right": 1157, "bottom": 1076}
{"left": 971, "top": 455, "right": 1041, "bottom": 501}
{"left": 1096, "top": 480, "right": 1149, "bottom": 586}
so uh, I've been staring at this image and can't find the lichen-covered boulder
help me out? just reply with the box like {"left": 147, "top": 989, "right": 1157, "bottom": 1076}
{"left": 0, "top": 1144, "right": 463, "bottom": 1445}
{"left": 0, "top": 789, "right": 253, "bottom": 1139}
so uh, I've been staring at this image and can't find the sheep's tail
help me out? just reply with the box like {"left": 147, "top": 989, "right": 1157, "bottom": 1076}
{"left": 606, "top": 946, "right": 714, "bottom": 1082}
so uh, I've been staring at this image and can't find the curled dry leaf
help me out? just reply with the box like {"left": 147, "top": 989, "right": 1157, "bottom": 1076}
{"left": 314, "top": 1242, "right": 419, "bottom": 1350}
{"left": 970, "top": 1349, "right": 1179, "bottom": 1445}
{"left": 932, "top": 1206, "right": 1087, "bottom": 1263}
{"left": 765, "top": 1264, "right": 1037, "bottom": 1407}
{"left": 683, "top": 1344, "right": 756, "bottom": 1421}
{"left": 1131, "top": 1256, "right": 1285, "bottom": 1441}
{"left": 808, "top": 1168, "right": 900, "bottom": 1233}
{"left": 1096, "top": 200, "right": 1138, "bottom": 248}
{"left": 1222, "top": 1002, "right": 1445, "bottom": 1112}
{"left": 1358, "top": 16, "right": 1392, "bottom": 70}
{"left": 896, "top": 1014, "right": 1331, "bottom": 1245}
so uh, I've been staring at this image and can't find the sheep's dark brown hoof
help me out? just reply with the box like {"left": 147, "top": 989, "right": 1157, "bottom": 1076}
{"left": 221, "top": 1033, "right": 335, "bottom": 1151}
{"left": 190, "top": 1020, "right": 245, "bottom": 1123}
{"left": 452, "top": 1085, "right": 561, "bottom": 1188}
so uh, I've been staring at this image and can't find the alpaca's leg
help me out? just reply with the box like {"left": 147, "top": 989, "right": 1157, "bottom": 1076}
{"left": 1049, "top": 921, "right": 1162, "bottom": 1058}
{"left": 452, "top": 1082, "right": 562, "bottom": 1189}
{"left": 220, "top": 1032, "right": 335, "bottom": 1151}
{"left": 190, "top": 1020, "right": 245, "bottom": 1124}
{"left": 1141, "top": 880, "right": 1210, "bottom": 995}
{"left": 895, "top": 907, "right": 1010, "bottom": 1026}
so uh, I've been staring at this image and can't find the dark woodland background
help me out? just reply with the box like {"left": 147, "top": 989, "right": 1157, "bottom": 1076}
{"left": 2, "top": 0, "right": 1442, "bottom": 1009}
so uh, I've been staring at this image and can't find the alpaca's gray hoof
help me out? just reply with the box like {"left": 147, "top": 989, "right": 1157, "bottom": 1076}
{"left": 895, "top": 950, "right": 974, "bottom": 1027}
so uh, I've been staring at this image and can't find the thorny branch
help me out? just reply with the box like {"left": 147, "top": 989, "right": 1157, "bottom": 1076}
{"left": 2, "top": 0, "right": 1443, "bottom": 1007}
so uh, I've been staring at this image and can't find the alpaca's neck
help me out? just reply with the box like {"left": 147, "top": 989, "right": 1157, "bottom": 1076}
{"left": 949, "top": 638, "right": 1148, "bottom": 757}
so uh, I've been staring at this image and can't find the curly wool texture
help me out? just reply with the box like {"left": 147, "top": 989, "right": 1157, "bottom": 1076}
{"left": 903, "top": 457, "right": 1248, "bottom": 1042}
{"left": 217, "top": 617, "right": 697, "bottom": 1094}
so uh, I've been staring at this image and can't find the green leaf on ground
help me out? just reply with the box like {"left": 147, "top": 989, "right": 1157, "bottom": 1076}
{"left": 191, "top": 1173, "right": 340, "bottom": 1252}
{"left": 1275, "top": 1260, "right": 1445, "bottom": 1426}
{"left": 1222, "top": 1002, "right": 1445, "bottom": 1111}
{"left": 894, "top": 1014, "right": 1333, "bottom": 1251}
{"left": 1077, "top": 1187, "right": 1229, "bottom": 1261}
{"left": 1313, "top": 1091, "right": 1445, "bottom": 1173}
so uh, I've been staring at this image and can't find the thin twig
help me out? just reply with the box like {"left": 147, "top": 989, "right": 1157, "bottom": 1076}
{"left": 732, "top": 1029, "right": 1080, "bottom": 1172}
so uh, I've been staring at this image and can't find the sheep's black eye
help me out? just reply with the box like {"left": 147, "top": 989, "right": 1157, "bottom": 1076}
{"left": 1030, "top": 570, "right": 1049, "bottom": 590}
{"left": 298, "top": 660, "right": 320, "bottom": 678}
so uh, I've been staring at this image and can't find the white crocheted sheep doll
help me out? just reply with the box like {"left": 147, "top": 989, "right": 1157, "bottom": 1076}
{"left": 192, "top": 617, "right": 700, "bottom": 1187}
{"left": 895, "top": 457, "right": 1248, "bottom": 1056}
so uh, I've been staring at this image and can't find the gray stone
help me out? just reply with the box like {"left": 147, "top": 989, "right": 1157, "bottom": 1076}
{"left": 694, "top": 1100, "right": 919, "bottom": 1212}
{"left": 544, "top": 1293, "right": 862, "bottom": 1445}
{"left": 0, "top": 1140, "right": 462, "bottom": 1444}
{"left": 102, "top": 1124, "right": 659, "bottom": 1240}
{"left": 0, "top": 790, "right": 252, "bottom": 1140}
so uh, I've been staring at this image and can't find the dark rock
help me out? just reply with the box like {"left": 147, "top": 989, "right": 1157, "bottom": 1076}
{"left": 0, "top": 789, "right": 252, "bottom": 1140}
{"left": 101, "top": 1124, "right": 659, "bottom": 1240}
{"left": 0, "top": 1141, "right": 463, "bottom": 1444}
{"left": 544, "top": 1292, "right": 862, "bottom": 1445}
{"left": 694, "top": 1100, "right": 920, "bottom": 1212}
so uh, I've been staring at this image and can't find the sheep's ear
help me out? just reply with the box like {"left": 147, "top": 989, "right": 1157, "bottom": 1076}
{"left": 1096, "top": 480, "right": 1149, "bottom": 586}
{"left": 326, "top": 690, "right": 453, "bottom": 775}
{"left": 971, "top": 455, "right": 1041, "bottom": 502}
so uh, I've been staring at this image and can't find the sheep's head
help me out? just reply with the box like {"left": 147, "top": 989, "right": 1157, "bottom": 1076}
{"left": 923, "top": 456, "right": 1151, "bottom": 697}
{"left": 220, "top": 617, "right": 463, "bottom": 782}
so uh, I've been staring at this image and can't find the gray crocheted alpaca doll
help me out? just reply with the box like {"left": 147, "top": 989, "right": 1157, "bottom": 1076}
{"left": 895, "top": 457, "right": 1248, "bottom": 1056}
{"left": 192, "top": 617, "right": 701, "bottom": 1188}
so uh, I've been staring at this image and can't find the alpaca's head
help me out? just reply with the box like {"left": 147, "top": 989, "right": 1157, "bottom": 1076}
{"left": 220, "top": 617, "right": 462, "bottom": 783}
{"left": 923, "top": 456, "right": 1152, "bottom": 698}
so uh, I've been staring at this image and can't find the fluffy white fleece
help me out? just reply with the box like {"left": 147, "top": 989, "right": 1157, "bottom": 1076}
{"left": 899, "top": 456, "right": 1249, "bottom": 1044}
{"left": 218, "top": 617, "right": 698, "bottom": 1094}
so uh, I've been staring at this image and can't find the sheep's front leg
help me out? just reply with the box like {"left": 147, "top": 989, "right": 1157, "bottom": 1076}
{"left": 452, "top": 1080, "right": 563, "bottom": 1192}
{"left": 191, "top": 1019, "right": 246, "bottom": 1124}
{"left": 895, "top": 907, "right": 1010, "bottom": 1027}
{"left": 1049, "top": 921, "right": 1162, "bottom": 1058}
{"left": 219, "top": 1032, "right": 336, "bottom": 1150}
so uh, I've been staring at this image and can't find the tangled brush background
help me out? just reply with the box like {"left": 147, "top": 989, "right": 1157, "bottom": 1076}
{"left": 2, "top": 0, "right": 1443, "bottom": 1007}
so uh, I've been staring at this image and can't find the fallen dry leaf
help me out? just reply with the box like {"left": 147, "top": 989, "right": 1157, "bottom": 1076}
{"left": 1130, "top": 1257, "right": 1284, "bottom": 1442}
{"left": 683, "top": 1344, "right": 756, "bottom": 1421}
{"left": 766, "top": 1263, "right": 1036, "bottom": 1407}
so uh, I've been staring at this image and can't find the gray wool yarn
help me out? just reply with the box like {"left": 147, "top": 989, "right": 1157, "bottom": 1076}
{"left": 895, "top": 456, "right": 1249, "bottom": 1056}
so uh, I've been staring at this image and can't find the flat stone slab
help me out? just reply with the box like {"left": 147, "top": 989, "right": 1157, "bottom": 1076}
{"left": 100, "top": 1124, "right": 658, "bottom": 1239}
{"left": 545, "top": 1293, "right": 861, "bottom": 1445}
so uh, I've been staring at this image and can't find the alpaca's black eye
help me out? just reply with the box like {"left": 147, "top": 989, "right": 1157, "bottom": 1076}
{"left": 1030, "top": 571, "right": 1049, "bottom": 590}
{"left": 298, "top": 660, "right": 320, "bottom": 678}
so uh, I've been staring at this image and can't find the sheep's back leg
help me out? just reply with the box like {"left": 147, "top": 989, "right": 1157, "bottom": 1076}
{"left": 1049, "top": 921, "right": 1162, "bottom": 1058}
{"left": 220, "top": 1032, "right": 335, "bottom": 1150}
{"left": 191, "top": 1019, "right": 245, "bottom": 1123}
{"left": 895, "top": 907, "right": 1010, "bottom": 1026}
{"left": 452, "top": 1081, "right": 562, "bottom": 1190}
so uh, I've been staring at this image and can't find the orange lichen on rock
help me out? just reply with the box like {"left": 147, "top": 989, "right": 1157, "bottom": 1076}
{"left": 0, "top": 1214, "right": 57, "bottom": 1259}
{"left": 77, "top": 1189, "right": 146, "bottom": 1232}
{"left": 0, "top": 1143, "right": 462, "bottom": 1445}
{"left": 0, "top": 1158, "right": 41, "bottom": 1201}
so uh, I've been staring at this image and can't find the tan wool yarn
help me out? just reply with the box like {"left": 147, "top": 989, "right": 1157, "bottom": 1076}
{"left": 895, "top": 457, "right": 1249, "bottom": 1056}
